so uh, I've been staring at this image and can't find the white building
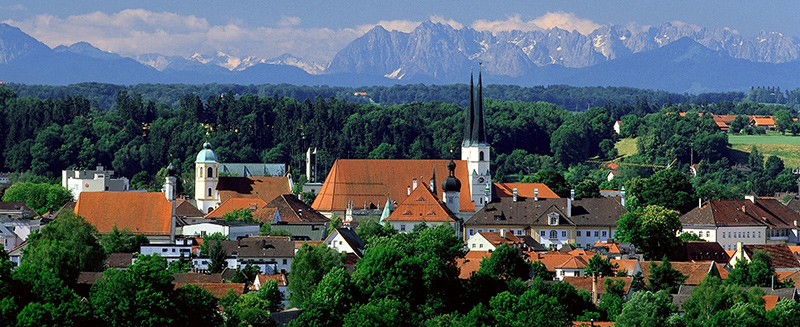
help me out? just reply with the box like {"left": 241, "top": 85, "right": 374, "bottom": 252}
{"left": 180, "top": 221, "right": 260, "bottom": 240}
{"left": 62, "top": 165, "right": 129, "bottom": 200}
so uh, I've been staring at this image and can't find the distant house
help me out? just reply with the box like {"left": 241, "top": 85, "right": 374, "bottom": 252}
{"left": 258, "top": 194, "right": 330, "bottom": 241}
{"left": 324, "top": 227, "right": 365, "bottom": 258}
{"left": 0, "top": 202, "right": 39, "bottom": 219}
{"left": 181, "top": 220, "right": 260, "bottom": 240}
{"left": 62, "top": 165, "right": 130, "bottom": 200}
{"left": 750, "top": 116, "right": 776, "bottom": 130}
{"left": 729, "top": 243, "right": 800, "bottom": 271}
{"left": 205, "top": 198, "right": 268, "bottom": 220}
{"left": 139, "top": 238, "right": 197, "bottom": 264}
{"left": 680, "top": 196, "right": 800, "bottom": 251}
{"left": 610, "top": 259, "right": 641, "bottom": 277}
{"left": 456, "top": 251, "right": 492, "bottom": 279}
{"left": 217, "top": 177, "right": 293, "bottom": 204}
{"left": 683, "top": 241, "right": 730, "bottom": 263}
{"left": 174, "top": 283, "right": 246, "bottom": 299}
{"left": 253, "top": 272, "right": 289, "bottom": 307}
{"left": 74, "top": 192, "right": 176, "bottom": 242}
{"left": 194, "top": 236, "right": 295, "bottom": 274}
{"left": 711, "top": 114, "right": 738, "bottom": 132}
{"left": 640, "top": 261, "right": 724, "bottom": 286}
{"left": 613, "top": 120, "right": 623, "bottom": 134}
{"left": 466, "top": 231, "right": 525, "bottom": 251}
{"left": 383, "top": 185, "right": 458, "bottom": 234}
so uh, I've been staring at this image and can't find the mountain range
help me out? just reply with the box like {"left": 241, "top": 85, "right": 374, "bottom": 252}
{"left": 2, "top": 21, "right": 800, "bottom": 93}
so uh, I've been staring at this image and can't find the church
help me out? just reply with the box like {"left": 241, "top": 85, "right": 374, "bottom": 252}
{"left": 311, "top": 70, "right": 492, "bottom": 222}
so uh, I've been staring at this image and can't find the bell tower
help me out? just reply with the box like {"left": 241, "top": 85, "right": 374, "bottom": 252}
{"left": 194, "top": 142, "right": 220, "bottom": 213}
{"left": 461, "top": 66, "right": 491, "bottom": 211}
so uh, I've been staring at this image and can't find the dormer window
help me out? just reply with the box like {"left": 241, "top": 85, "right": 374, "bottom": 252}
{"left": 548, "top": 212, "right": 559, "bottom": 226}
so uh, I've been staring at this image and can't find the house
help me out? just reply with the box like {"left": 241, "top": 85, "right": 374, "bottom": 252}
{"left": 684, "top": 241, "right": 730, "bottom": 263}
{"left": 383, "top": 184, "right": 458, "bottom": 234}
{"left": 563, "top": 276, "right": 634, "bottom": 300}
{"left": 680, "top": 196, "right": 800, "bottom": 251}
{"left": 312, "top": 71, "right": 493, "bottom": 222}
{"left": 253, "top": 272, "right": 289, "bottom": 307}
{"left": 219, "top": 163, "right": 286, "bottom": 178}
{"left": 139, "top": 238, "right": 197, "bottom": 264}
{"left": 711, "top": 114, "right": 738, "bottom": 132}
{"left": 0, "top": 218, "right": 40, "bottom": 251}
{"left": 181, "top": 220, "right": 260, "bottom": 240}
{"left": 74, "top": 191, "right": 176, "bottom": 242}
{"left": 192, "top": 141, "right": 291, "bottom": 213}
{"left": 492, "top": 183, "right": 558, "bottom": 199}
{"left": 205, "top": 198, "right": 268, "bottom": 220}
{"left": 62, "top": 165, "right": 130, "bottom": 200}
{"left": 456, "top": 251, "right": 492, "bottom": 279}
{"left": 750, "top": 116, "right": 776, "bottom": 130}
{"left": 604, "top": 163, "right": 619, "bottom": 181}
{"left": 105, "top": 253, "right": 134, "bottom": 269}
{"left": 467, "top": 231, "right": 525, "bottom": 251}
{"left": 194, "top": 236, "right": 295, "bottom": 274}
{"left": 258, "top": 194, "right": 330, "bottom": 241}
{"left": 7, "top": 241, "right": 25, "bottom": 267}
{"left": 324, "top": 227, "right": 365, "bottom": 258}
{"left": 729, "top": 243, "right": 800, "bottom": 271}
{"left": 0, "top": 202, "right": 39, "bottom": 219}
{"left": 610, "top": 259, "right": 641, "bottom": 277}
{"left": 556, "top": 255, "right": 589, "bottom": 279}
{"left": 613, "top": 120, "right": 623, "bottom": 134}
{"left": 528, "top": 251, "right": 595, "bottom": 281}
{"left": 464, "top": 196, "right": 627, "bottom": 249}
{"left": 593, "top": 241, "right": 633, "bottom": 259}
{"left": 675, "top": 286, "right": 795, "bottom": 313}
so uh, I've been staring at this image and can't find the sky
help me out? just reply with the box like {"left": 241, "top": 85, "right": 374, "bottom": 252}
{"left": 2, "top": 1, "right": 800, "bottom": 66}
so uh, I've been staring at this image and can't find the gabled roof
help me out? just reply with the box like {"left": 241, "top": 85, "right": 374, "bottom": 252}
{"left": 205, "top": 197, "right": 268, "bottom": 219}
{"left": 743, "top": 244, "right": 800, "bottom": 270}
{"left": 556, "top": 255, "right": 589, "bottom": 269}
{"left": 327, "top": 228, "right": 365, "bottom": 257}
{"left": 751, "top": 116, "right": 775, "bottom": 126}
{"left": 174, "top": 283, "right": 245, "bottom": 298}
{"left": 175, "top": 199, "right": 204, "bottom": 218}
{"left": 529, "top": 251, "right": 574, "bottom": 271}
{"left": 610, "top": 259, "right": 639, "bottom": 276}
{"left": 465, "top": 197, "right": 626, "bottom": 227}
{"left": 456, "top": 251, "right": 492, "bottom": 279}
{"left": 563, "top": 276, "right": 633, "bottom": 295}
{"left": 75, "top": 192, "right": 173, "bottom": 235}
{"left": 492, "top": 183, "right": 558, "bottom": 199}
{"left": 311, "top": 159, "right": 475, "bottom": 213}
{"left": 681, "top": 198, "right": 800, "bottom": 228}
{"left": 385, "top": 186, "right": 455, "bottom": 222}
{"left": 0, "top": 201, "right": 39, "bottom": 218}
{"left": 105, "top": 253, "right": 133, "bottom": 269}
{"left": 217, "top": 177, "right": 291, "bottom": 203}
{"left": 266, "top": 194, "right": 329, "bottom": 223}
{"left": 684, "top": 241, "right": 730, "bottom": 263}
{"left": 255, "top": 272, "right": 288, "bottom": 287}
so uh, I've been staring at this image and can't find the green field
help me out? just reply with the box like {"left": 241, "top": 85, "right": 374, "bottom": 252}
{"left": 728, "top": 134, "right": 800, "bottom": 168}
{"left": 614, "top": 137, "right": 638, "bottom": 157}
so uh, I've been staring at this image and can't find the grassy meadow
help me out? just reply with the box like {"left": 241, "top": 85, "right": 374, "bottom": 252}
{"left": 729, "top": 133, "right": 800, "bottom": 168}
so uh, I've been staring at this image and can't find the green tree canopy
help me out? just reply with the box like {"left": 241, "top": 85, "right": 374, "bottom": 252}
{"left": 1, "top": 182, "right": 73, "bottom": 215}
{"left": 585, "top": 254, "right": 619, "bottom": 278}
{"left": 615, "top": 205, "right": 684, "bottom": 261}
{"left": 100, "top": 224, "right": 149, "bottom": 254}
{"left": 615, "top": 290, "right": 678, "bottom": 327}
{"left": 475, "top": 243, "right": 530, "bottom": 280}
{"left": 647, "top": 258, "right": 687, "bottom": 294}
{"left": 288, "top": 243, "right": 345, "bottom": 308}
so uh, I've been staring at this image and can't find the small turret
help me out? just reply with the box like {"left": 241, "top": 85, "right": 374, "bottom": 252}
{"left": 442, "top": 159, "right": 461, "bottom": 215}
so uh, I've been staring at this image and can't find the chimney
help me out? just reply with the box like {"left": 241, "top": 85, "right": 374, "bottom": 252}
{"left": 592, "top": 274, "right": 598, "bottom": 304}
{"left": 570, "top": 189, "right": 575, "bottom": 200}
{"left": 699, "top": 198, "right": 702, "bottom": 209}
{"left": 513, "top": 188, "right": 518, "bottom": 202}
{"left": 620, "top": 186, "right": 626, "bottom": 207}
{"left": 407, "top": 186, "right": 411, "bottom": 196}
{"left": 412, "top": 178, "right": 418, "bottom": 190}
{"left": 745, "top": 194, "right": 756, "bottom": 203}
{"left": 567, "top": 197, "right": 572, "bottom": 217}
{"left": 500, "top": 229, "right": 506, "bottom": 238}
{"left": 534, "top": 188, "right": 539, "bottom": 201}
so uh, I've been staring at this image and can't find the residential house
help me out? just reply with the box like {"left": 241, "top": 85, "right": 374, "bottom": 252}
{"left": 529, "top": 250, "right": 595, "bottom": 281}
{"left": 74, "top": 192, "right": 176, "bottom": 243}
{"left": 257, "top": 194, "right": 330, "bottom": 241}
{"left": 253, "top": 272, "right": 289, "bottom": 307}
{"left": 384, "top": 184, "right": 458, "bottom": 234}
{"left": 681, "top": 196, "right": 800, "bottom": 251}
{"left": 324, "top": 227, "right": 365, "bottom": 258}
{"left": 0, "top": 218, "right": 40, "bottom": 251}
{"left": 640, "top": 261, "right": 725, "bottom": 287}
{"left": 139, "top": 237, "right": 197, "bottom": 265}
{"left": 464, "top": 196, "right": 627, "bottom": 249}
{"left": 684, "top": 241, "right": 730, "bottom": 263}
{"left": 466, "top": 231, "right": 525, "bottom": 251}
{"left": 105, "top": 253, "right": 134, "bottom": 270}
{"left": 195, "top": 236, "right": 295, "bottom": 274}
{"left": 729, "top": 243, "right": 800, "bottom": 271}
{"left": 610, "top": 259, "right": 641, "bottom": 277}
{"left": 0, "top": 202, "right": 39, "bottom": 219}
{"left": 62, "top": 165, "right": 130, "bottom": 200}
{"left": 750, "top": 116, "right": 776, "bottom": 130}
{"left": 712, "top": 114, "right": 738, "bottom": 132}
{"left": 456, "top": 251, "right": 492, "bottom": 279}
{"left": 593, "top": 241, "right": 634, "bottom": 260}
{"left": 613, "top": 120, "right": 623, "bottom": 134}
{"left": 205, "top": 197, "right": 268, "bottom": 220}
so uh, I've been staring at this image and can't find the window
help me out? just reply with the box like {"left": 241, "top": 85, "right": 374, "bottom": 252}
{"left": 401, "top": 225, "right": 406, "bottom": 232}
{"left": 706, "top": 231, "right": 710, "bottom": 238}
{"left": 472, "top": 243, "right": 476, "bottom": 248}
{"left": 479, "top": 151, "right": 484, "bottom": 161}
{"left": 593, "top": 231, "right": 598, "bottom": 237}
{"left": 576, "top": 231, "right": 581, "bottom": 237}
{"left": 171, "top": 248, "right": 176, "bottom": 252}
{"left": 602, "top": 231, "right": 607, "bottom": 237}
{"left": 550, "top": 230, "right": 557, "bottom": 239}
{"left": 758, "top": 231, "right": 761, "bottom": 238}
{"left": 479, "top": 244, "right": 483, "bottom": 248}
{"left": 561, "top": 231, "right": 567, "bottom": 238}
{"left": 489, "top": 229, "right": 495, "bottom": 233}
{"left": 469, "top": 229, "right": 475, "bottom": 236}
{"left": 586, "top": 244, "right": 592, "bottom": 249}
{"left": 722, "top": 232, "right": 725, "bottom": 238}
{"left": 208, "top": 188, "right": 212, "bottom": 197}
{"left": 515, "top": 230, "right": 523, "bottom": 235}
{"left": 283, "top": 259, "right": 287, "bottom": 265}
{"left": 540, "top": 231, "right": 545, "bottom": 237}
{"left": 207, "top": 167, "right": 214, "bottom": 178}
{"left": 747, "top": 232, "right": 750, "bottom": 238}
{"left": 162, "top": 248, "right": 168, "bottom": 252}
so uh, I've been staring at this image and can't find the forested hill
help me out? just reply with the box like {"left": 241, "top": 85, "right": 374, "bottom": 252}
{"left": 3, "top": 82, "right": 746, "bottom": 113}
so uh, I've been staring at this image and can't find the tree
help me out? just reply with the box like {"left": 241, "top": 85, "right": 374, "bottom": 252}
{"left": 727, "top": 250, "right": 787, "bottom": 288}
{"left": 167, "top": 253, "right": 194, "bottom": 273}
{"left": 220, "top": 290, "right": 278, "bottom": 327}
{"left": 765, "top": 298, "right": 800, "bottom": 327}
{"left": 681, "top": 275, "right": 764, "bottom": 327}
{"left": 289, "top": 267, "right": 355, "bottom": 327}
{"left": 231, "top": 263, "right": 261, "bottom": 284}
{"left": 524, "top": 170, "right": 570, "bottom": 198}
{"left": 208, "top": 240, "right": 228, "bottom": 273}
{"left": 585, "top": 254, "right": 618, "bottom": 278}
{"left": 355, "top": 215, "right": 396, "bottom": 243}
{"left": 200, "top": 232, "right": 228, "bottom": 256}
{"left": 763, "top": 155, "right": 784, "bottom": 179}
{"left": 100, "top": 224, "right": 148, "bottom": 254}
{"left": 647, "top": 258, "right": 687, "bottom": 293}
{"left": 223, "top": 208, "right": 256, "bottom": 223}
{"left": 256, "top": 280, "right": 285, "bottom": 312}
{"left": 615, "top": 205, "right": 684, "bottom": 261}
{"left": 679, "top": 232, "right": 704, "bottom": 242}
{"left": 574, "top": 179, "right": 600, "bottom": 199}
{"left": 529, "top": 261, "right": 555, "bottom": 281}
{"left": 343, "top": 297, "right": 412, "bottom": 327}
{"left": 21, "top": 211, "right": 105, "bottom": 284}
{"left": 288, "top": 243, "right": 345, "bottom": 308}
{"left": 475, "top": 243, "right": 530, "bottom": 280}
{"left": 91, "top": 254, "right": 176, "bottom": 327}
{"left": 598, "top": 278, "right": 626, "bottom": 321}
{"left": 172, "top": 285, "right": 223, "bottom": 327}
{"left": 327, "top": 213, "right": 342, "bottom": 236}
{"left": 615, "top": 290, "right": 678, "bottom": 327}
{"left": 635, "top": 169, "right": 695, "bottom": 213}
{"left": 1, "top": 182, "right": 73, "bottom": 215}
{"left": 486, "top": 289, "right": 571, "bottom": 327}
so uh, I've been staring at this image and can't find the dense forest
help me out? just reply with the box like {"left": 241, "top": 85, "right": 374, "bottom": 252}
{"left": 0, "top": 83, "right": 798, "bottom": 201}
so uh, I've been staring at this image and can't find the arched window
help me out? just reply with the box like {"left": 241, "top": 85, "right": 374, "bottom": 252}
{"left": 208, "top": 207, "right": 213, "bottom": 213}
{"left": 207, "top": 167, "right": 213, "bottom": 178}
{"left": 479, "top": 151, "right": 485, "bottom": 161}
{"left": 208, "top": 188, "right": 212, "bottom": 197}
{"left": 549, "top": 230, "right": 557, "bottom": 239}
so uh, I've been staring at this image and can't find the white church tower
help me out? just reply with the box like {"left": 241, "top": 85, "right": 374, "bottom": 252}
{"left": 461, "top": 67, "right": 491, "bottom": 211}
{"left": 195, "top": 142, "right": 220, "bottom": 213}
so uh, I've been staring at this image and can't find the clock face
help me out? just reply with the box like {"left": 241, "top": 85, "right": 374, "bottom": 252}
{"left": 478, "top": 177, "right": 485, "bottom": 184}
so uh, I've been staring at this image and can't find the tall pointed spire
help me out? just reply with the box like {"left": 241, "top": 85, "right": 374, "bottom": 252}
{"left": 463, "top": 68, "right": 475, "bottom": 146}
{"left": 470, "top": 64, "right": 488, "bottom": 145}
{"left": 430, "top": 165, "right": 437, "bottom": 196}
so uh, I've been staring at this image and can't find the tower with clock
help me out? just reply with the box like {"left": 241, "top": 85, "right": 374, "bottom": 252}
{"left": 461, "top": 66, "right": 491, "bottom": 211}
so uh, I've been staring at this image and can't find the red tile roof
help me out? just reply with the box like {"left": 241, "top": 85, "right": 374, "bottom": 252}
{"left": 763, "top": 295, "right": 779, "bottom": 311}
{"left": 217, "top": 177, "right": 291, "bottom": 203}
{"left": 477, "top": 231, "right": 524, "bottom": 247}
{"left": 530, "top": 252, "right": 575, "bottom": 271}
{"left": 751, "top": 117, "right": 775, "bottom": 126}
{"left": 456, "top": 251, "right": 492, "bottom": 279}
{"left": 681, "top": 198, "right": 800, "bottom": 228}
{"left": 266, "top": 194, "right": 329, "bottom": 223}
{"left": 610, "top": 259, "right": 638, "bottom": 276}
{"left": 493, "top": 183, "right": 559, "bottom": 199}
{"left": 557, "top": 256, "right": 589, "bottom": 269}
{"left": 74, "top": 192, "right": 173, "bottom": 235}
{"left": 205, "top": 197, "right": 267, "bottom": 219}
{"left": 256, "top": 272, "right": 288, "bottom": 287}
{"left": 743, "top": 244, "right": 800, "bottom": 270}
{"left": 311, "top": 159, "right": 475, "bottom": 213}
{"left": 640, "top": 261, "right": 717, "bottom": 286}
{"left": 385, "top": 185, "right": 455, "bottom": 222}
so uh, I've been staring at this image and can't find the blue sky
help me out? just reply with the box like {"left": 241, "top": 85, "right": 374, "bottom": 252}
{"left": 2, "top": 1, "right": 799, "bottom": 65}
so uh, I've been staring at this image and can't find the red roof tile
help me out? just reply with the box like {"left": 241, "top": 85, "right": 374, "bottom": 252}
{"left": 385, "top": 185, "right": 455, "bottom": 222}
{"left": 493, "top": 183, "right": 559, "bottom": 199}
{"left": 456, "top": 251, "right": 492, "bottom": 279}
{"left": 265, "top": 194, "right": 329, "bottom": 223}
{"left": 640, "top": 261, "right": 716, "bottom": 286}
{"left": 477, "top": 231, "right": 524, "bottom": 247}
{"left": 217, "top": 177, "right": 291, "bottom": 203}
{"left": 205, "top": 197, "right": 268, "bottom": 219}
{"left": 75, "top": 192, "right": 173, "bottom": 235}
{"left": 174, "top": 282, "right": 245, "bottom": 298}
{"left": 557, "top": 256, "right": 589, "bottom": 269}
{"left": 311, "top": 159, "right": 476, "bottom": 213}
{"left": 256, "top": 272, "right": 288, "bottom": 287}
{"left": 743, "top": 244, "right": 800, "bottom": 270}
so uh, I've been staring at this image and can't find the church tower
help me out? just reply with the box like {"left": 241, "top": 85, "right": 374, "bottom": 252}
{"left": 461, "top": 67, "right": 491, "bottom": 211}
{"left": 195, "top": 142, "right": 220, "bottom": 213}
